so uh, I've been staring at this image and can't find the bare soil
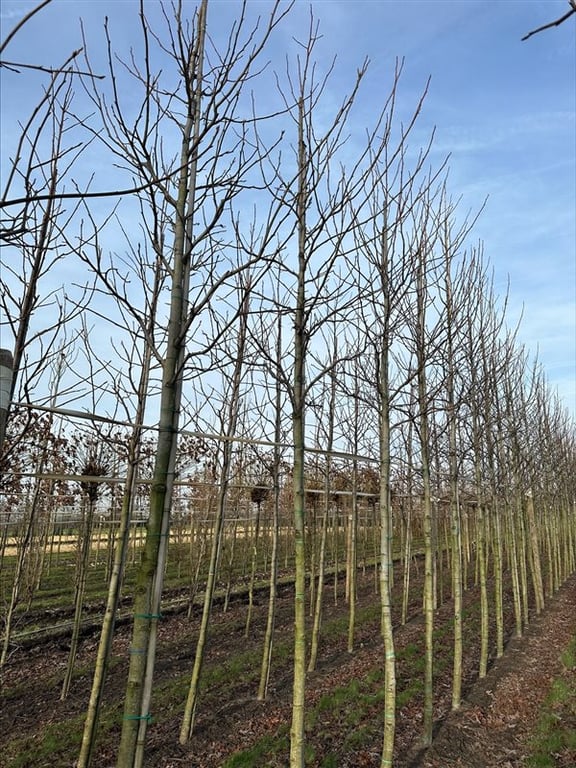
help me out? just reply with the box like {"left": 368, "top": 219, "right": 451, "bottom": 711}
{"left": 1, "top": 565, "right": 575, "bottom": 768}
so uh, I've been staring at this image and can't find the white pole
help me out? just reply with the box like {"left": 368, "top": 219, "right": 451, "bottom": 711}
{"left": 0, "top": 348, "right": 13, "bottom": 447}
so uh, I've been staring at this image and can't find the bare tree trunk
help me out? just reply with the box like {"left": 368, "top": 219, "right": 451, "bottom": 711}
{"left": 187, "top": 515, "right": 207, "bottom": 619}
{"left": 347, "top": 459, "right": 358, "bottom": 654}
{"left": 257, "top": 316, "right": 283, "bottom": 701}
{"left": 115, "top": 3, "right": 212, "bottom": 761}
{"left": 244, "top": 501, "right": 261, "bottom": 635}
{"left": 78, "top": 256, "right": 159, "bottom": 767}
{"left": 525, "top": 491, "right": 545, "bottom": 614}
{"left": 378, "top": 352, "right": 396, "bottom": 766}
{"left": 416, "top": 243, "right": 435, "bottom": 747}
{"left": 346, "top": 364, "right": 360, "bottom": 655}
{"left": 309, "top": 342, "right": 337, "bottom": 671}
{"left": 517, "top": 491, "right": 530, "bottom": 629}
{"left": 180, "top": 283, "right": 251, "bottom": 743}
{"left": 401, "top": 423, "right": 415, "bottom": 626}
{"left": 224, "top": 516, "right": 239, "bottom": 613}
{"left": 308, "top": 496, "right": 329, "bottom": 672}
{"left": 441, "top": 229, "right": 463, "bottom": 710}
{"left": 506, "top": 501, "right": 523, "bottom": 638}
{"left": 62, "top": 494, "right": 97, "bottom": 699}
{"left": 491, "top": 498, "right": 504, "bottom": 658}
{"left": 290, "top": 93, "right": 308, "bottom": 768}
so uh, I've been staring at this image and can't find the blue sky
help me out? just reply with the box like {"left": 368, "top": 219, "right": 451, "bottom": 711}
{"left": 1, "top": 0, "right": 575, "bottom": 418}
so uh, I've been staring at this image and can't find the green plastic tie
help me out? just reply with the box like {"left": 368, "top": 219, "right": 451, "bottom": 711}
{"left": 123, "top": 713, "right": 153, "bottom": 722}
{"left": 129, "top": 648, "right": 146, "bottom": 655}
{"left": 135, "top": 613, "right": 163, "bottom": 620}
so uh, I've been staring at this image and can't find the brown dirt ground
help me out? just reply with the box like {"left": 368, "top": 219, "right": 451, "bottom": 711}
{"left": 418, "top": 572, "right": 576, "bottom": 768}
{"left": 1, "top": 566, "right": 575, "bottom": 767}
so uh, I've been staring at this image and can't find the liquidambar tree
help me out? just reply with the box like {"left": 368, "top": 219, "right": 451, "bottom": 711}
{"left": 75, "top": 2, "right": 293, "bottom": 764}
{"left": 259, "top": 16, "right": 411, "bottom": 762}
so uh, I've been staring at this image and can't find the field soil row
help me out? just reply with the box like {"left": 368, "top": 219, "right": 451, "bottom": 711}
{"left": 1, "top": 566, "right": 575, "bottom": 767}
{"left": 419, "top": 571, "right": 576, "bottom": 768}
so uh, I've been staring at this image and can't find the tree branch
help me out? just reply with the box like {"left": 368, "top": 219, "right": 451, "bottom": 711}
{"left": 521, "top": 1, "right": 576, "bottom": 41}
{"left": 0, "top": 57, "right": 105, "bottom": 79}
{"left": 0, "top": 165, "right": 186, "bottom": 209}
{"left": 0, "top": 0, "right": 52, "bottom": 55}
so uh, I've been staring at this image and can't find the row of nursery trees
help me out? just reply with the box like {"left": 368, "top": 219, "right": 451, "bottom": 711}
{"left": 1, "top": 2, "right": 575, "bottom": 767}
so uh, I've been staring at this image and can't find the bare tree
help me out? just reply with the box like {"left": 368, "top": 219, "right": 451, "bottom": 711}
{"left": 73, "top": 2, "right": 293, "bottom": 763}
{"left": 179, "top": 278, "right": 252, "bottom": 743}
{"left": 0, "top": 354, "right": 66, "bottom": 668}
{"left": 77, "top": 235, "right": 165, "bottom": 768}
{"left": 257, "top": 17, "right": 394, "bottom": 761}
{"left": 61, "top": 437, "right": 111, "bottom": 699}
{"left": 307, "top": 330, "right": 338, "bottom": 673}
{"left": 252, "top": 303, "right": 290, "bottom": 701}
{"left": 434, "top": 196, "right": 484, "bottom": 709}
{"left": 351, "top": 85, "right": 441, "bottom": 761}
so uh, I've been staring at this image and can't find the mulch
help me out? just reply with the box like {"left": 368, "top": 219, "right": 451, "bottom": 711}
{"left": 418, "top": 571, "right": 576, "bottom": 768}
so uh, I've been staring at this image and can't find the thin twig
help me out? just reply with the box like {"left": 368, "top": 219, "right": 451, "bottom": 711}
{"left": 0, "top": 58, "right": 105, "bottom": 79}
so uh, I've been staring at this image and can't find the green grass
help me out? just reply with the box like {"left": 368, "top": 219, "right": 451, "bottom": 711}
{"left": 344, "top": 722, "right": 378, "bottom": 750}
{"left": 398, "top": 642, "right": 419, "bottom": 660}
{"left": 226, "top": 631, "right": 431, "bottom": 766}
{"left": 3, "top": 702, "right": 123, "bottom": 768}
{"left": 525, "top": 635, "right": 576, "bottom": 768}
{"left": 221, "top": 727, "right": 289, "bottom": 767}
{"left": 561, "top": 638, "right": 576, "bottom": 670}
{"left": 396, "top": 679, "right": 424, "bottom": 707}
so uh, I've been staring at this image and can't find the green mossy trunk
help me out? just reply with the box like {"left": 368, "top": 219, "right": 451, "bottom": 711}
{"left": 289, "top": 103, "right": 307, "bottom": 768}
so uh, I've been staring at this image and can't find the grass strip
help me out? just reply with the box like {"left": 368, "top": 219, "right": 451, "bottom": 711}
{"left": 526, "top": 634, "right": 576, "bottom": 768}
